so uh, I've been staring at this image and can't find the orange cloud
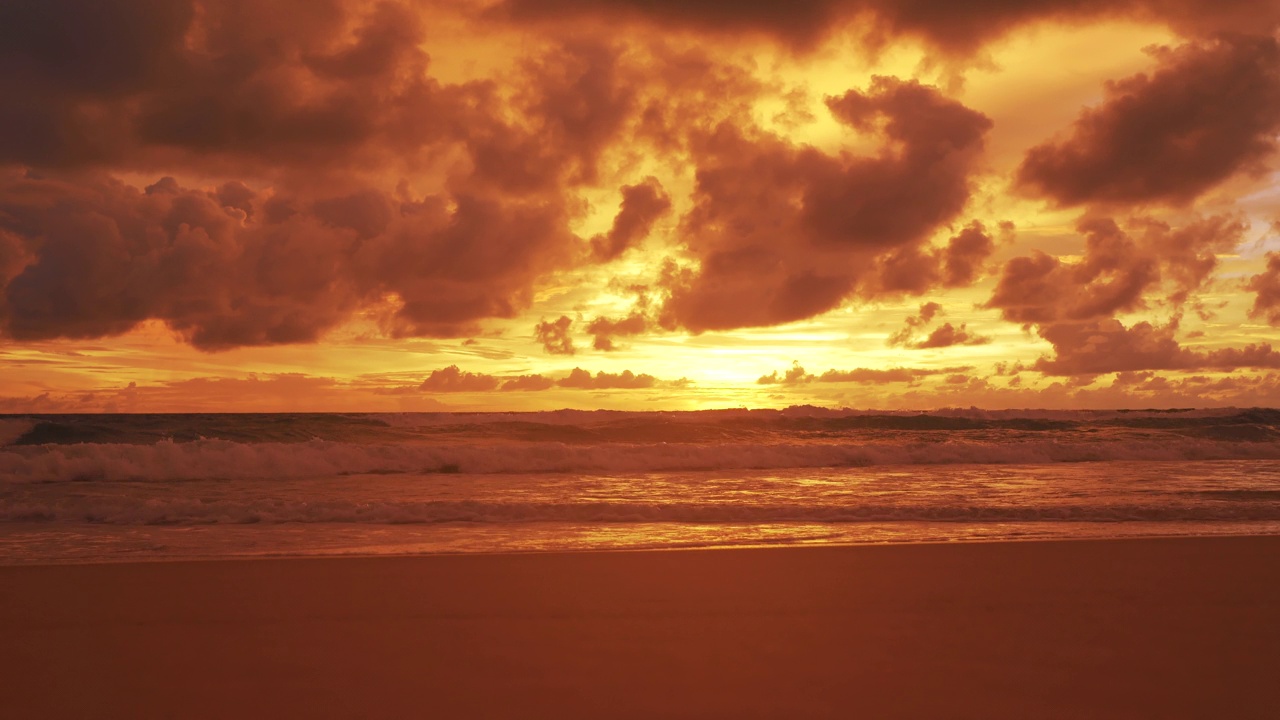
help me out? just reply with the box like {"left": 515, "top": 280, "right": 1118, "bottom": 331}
{"left": 490, "top": 0, "right": 1280, "bottom": 55}
{"left": 1018, "top": 36, "right": 1280, "bottom": 207}
{"left": 558, "top": 367, "right": 659, "bottom": 389}
{"left": 590, "top": 178, "right": 671, "bottom": 262}
{"left": 420, "top": 365, "right": 502, "bottom": 392}
{"left": 586, "top": 312, "right": 649, "bottom": 351}
{"left": 534, "top": 316, "right": 577, "bottom": 355}
{"left": 986, "top": 216, "right": 1243, "bottom": 325}
{"left": 658, "top": 78, "right": 993, "bottom": 332}
{"left": 1247, "top": 252, "right": 1280, "bottom": 325}
{"left": 1034, "top": 319, "right": 1280, "bottom": 375}
{"left": 3, "top": 1, "right": 1280, "bottom": 411}
{"left": 758, "top": 362, "right": 972, "bottom": 385}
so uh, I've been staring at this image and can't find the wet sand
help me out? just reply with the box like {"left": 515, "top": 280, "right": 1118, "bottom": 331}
{"left": 2, "top": 536, "right": 1279, "bottom": 719}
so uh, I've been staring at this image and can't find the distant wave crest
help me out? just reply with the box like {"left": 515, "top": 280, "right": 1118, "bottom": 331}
{"left": 6, "top": 496, "right": 1280, "bottom": 526}
{"left": 6, "top": 436, "right": 1280, "bottom": 483}
{"left": 5, "top": 408, "right": 1280, "bottom": 447}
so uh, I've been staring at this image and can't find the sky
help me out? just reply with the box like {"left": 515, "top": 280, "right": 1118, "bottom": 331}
{"left": 2, "top": 0, "right": 1280, "bottom": 412}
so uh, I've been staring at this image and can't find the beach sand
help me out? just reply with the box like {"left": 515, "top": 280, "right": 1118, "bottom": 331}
{"left": 2, "top": 536, "right": 1278, "bottom": 719}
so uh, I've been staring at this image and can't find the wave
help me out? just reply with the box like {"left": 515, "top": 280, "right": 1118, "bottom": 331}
{"left": 6, "top": 435, "right": 1280, "bottom": 483}
{"left": 0, "top": 419, "right": 34, "bottom": 446}
{"left": 4, "top": 408, "right": 1280, "bottom": 447}
{"left": 6, "top": 496, "right": 1280, "bottom": 526}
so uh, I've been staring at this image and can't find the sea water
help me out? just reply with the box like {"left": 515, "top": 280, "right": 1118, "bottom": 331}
{"left": 3, "top": 408, "right": 1280, "bottom": 563}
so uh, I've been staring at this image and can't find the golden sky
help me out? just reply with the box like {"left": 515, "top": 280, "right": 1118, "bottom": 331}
{"left": 2, "top": 0, "right": 1280, "bottom": 411}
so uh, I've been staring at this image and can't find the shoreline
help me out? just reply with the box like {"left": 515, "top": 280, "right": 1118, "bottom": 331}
{"left": 4, "top": 534, "right": 1279, "bottom": 718}
{"left": 4, "top": 526, "right": 1280, "bottom": 568}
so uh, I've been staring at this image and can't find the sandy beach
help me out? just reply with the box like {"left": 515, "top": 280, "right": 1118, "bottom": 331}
{"left": 2, "top": 536, "right": 1278, "bottom": 719}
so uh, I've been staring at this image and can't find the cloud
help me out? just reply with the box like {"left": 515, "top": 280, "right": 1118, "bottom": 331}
{"left": 757, "top": 361, "right": 971, "bottom": 385}
{"left": 757, "top": 362, "right": 814, "bottom": 386}
{"left": 0, "top": 2, "right": 640, "bottom": 187}
{"left": 887, "top": 302, "right": 943, "bottom": 347}
{"left": 489, "top": 0, "right": 851, "bottom": 51}
{"left": 416, "top": 365, "right": 675, "bottom": 391}
{"left": 658, "top": 77, "right": 992, "bottom": 332}
{"left": 942, "top": 221, "right": 1002, "bottom": 287}
{"left": 419, "top": 365, "right": 502, "bottom": 392}
{"left": 1247, "top": 252, "right": 1280, "bottom": 325}
{"left": 914, "top": 323, "right": 992, "bottom": 349}
{"left": 985, "top": 215, "right": 1243, "bottom": 325}
{"left": 0, "top": 1, "right": 678, "bottom": 349}
{"left": 1018, "top": 35, "right": 1280, "bottom": 207}
{"left": 0, "top": 4, "right": 1020, "bottom": 353}
{"left": 886, "top": 302, "right": 990, "bottom": 349}
{"left": 817, "top": 367, "right": 969, "bottom": 384}
{"left": 586, "top": 312, "right": 649, "bottom": 350}
{"left": 3, "top": 0, "right": 1276, "bottom": 385}
{"left": 500, "top": 374, "right": 557, "bottom": 391}
{"left": 0, "top": 173, "right": 582, "bottom": 347}
{"left": 982, "top": 214, "right": 1263, "bottom": 377}
{"left": 1033, "top": 318, "right": 1280, "bottom": 375}
{"left": 590, "top": 177, "right": 671, "bottom": 262}
{"left": 3, "top": 0, "right": 417, "bottom": 170}
{"left": 557, "top": 367, "right": 658, "bottom": 389}
{"left": 489, "top": 0, "right": 1280, "bottom": 56}
{"left": 534, "top": 315, "right": 576, "bottom": 355}
{"left": 0, "top": 372, "right": 452, "bottom": 413}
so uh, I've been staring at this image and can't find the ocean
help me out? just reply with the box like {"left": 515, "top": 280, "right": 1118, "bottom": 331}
{"left": 3, "top": 408, "right": 1280, "bottom": 564}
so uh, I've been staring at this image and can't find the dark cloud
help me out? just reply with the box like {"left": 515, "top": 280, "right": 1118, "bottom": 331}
{"left": 0, "top": 0, "right": 195, "bottom": 167}
{"left": 0, "top": 173, "right": 580, "bottom": 348}
{"left": 985, "top": 215, "right": 1243, "bottom": 325}
{"left": 1018, "top": 35, "right": 1280, "bottom": 207}
{"left": 490, "top": 0, "right": 848, "bottom": 50}
{"left": 659, "top": 78, "right": 991, "bottom": 332}
{"left": 490, "top": 0, "right": 1280, "bottom": 55}
{"left": 590, "top": 178, "right": 671, "bottom": 262}
{"left": 1247, "top": 252, "right": 1280, "bottom": 325}
{"left": 534, "top": 316, "right": 577, "bottom": 355}
{"left": 0, "top": 0, "right": 194, "bottom": 93}
{"left": 0, "top": 1, "right": 755, "bottom": 350}
{"left": 3, "top": 0, "right": 1272, "bottom": 364}
{"left": 2, "top": 0, "right": 406, "bottom": 169}
{"left": 1034, "top": 318, "right": 1280, "bottom": 375}
{"left": 0, "top": 0, "right": 639, "bottom": 197}
{"left": 0, "top": 1, "right": 664, "bottom": 348}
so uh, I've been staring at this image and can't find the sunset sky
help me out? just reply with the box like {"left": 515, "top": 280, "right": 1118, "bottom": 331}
{"left": 2, "top": 0, "right": 1280, "bottom": 411}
